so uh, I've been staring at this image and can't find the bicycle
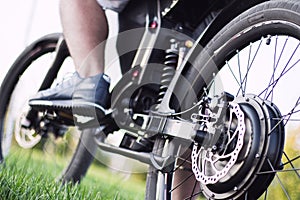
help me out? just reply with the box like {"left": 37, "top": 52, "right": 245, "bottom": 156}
{"left": 1, "top": 0, "right": 300, "bottom": 199}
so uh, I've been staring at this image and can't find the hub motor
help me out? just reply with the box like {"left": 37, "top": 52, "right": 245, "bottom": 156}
{"left": 191, "top": 95, "right": 285, "bottom": 199}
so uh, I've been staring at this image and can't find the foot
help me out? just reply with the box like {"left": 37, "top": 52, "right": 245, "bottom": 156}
{"left": 29, "top": 72, "right": 111, "bottom": 125}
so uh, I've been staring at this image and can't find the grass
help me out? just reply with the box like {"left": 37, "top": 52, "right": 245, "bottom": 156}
{"left": 0, "top": 148, "right": 145, "bottom": 199}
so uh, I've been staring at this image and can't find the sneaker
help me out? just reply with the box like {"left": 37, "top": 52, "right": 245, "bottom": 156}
{"left": 29, "top": 72, "right": 111, "bottom": 124}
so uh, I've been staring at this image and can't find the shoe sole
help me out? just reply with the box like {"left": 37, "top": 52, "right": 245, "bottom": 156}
{"left": 29, "top": 100, "right": 108, "bottom": 127}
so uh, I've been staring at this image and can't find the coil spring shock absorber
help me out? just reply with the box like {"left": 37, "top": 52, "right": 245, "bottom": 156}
{"left": 156, "top": 39, "right": 179, "bottom": 104}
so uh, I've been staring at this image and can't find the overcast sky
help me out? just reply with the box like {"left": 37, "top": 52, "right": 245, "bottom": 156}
{"left": 0, "top": 1, "right": 120, "bottom": 85}
{"left": 0, "top": 1, "right": 61, "bottom": 82}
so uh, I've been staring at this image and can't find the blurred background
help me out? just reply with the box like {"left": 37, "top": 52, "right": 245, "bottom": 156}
{"left": 0, "top": 0, "right": 61, "bottom": 82}
{"left": 0, "top": 0, "right": 145, "bottom": 175}
{"left": 1, "top": 2, "right": 299, "bottom": 199}
{"left": 0, "top": 0, "right": 120, "bottom": 83}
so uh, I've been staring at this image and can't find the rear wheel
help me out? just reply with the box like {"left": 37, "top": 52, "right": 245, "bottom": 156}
{"left": 0, "top": 33, "right": 96, "bottom": 183}
{"left": 146, "top": 1, "right": 300, "bottom": 199}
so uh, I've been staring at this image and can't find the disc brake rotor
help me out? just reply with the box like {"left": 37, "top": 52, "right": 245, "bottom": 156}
{"left": 191, "top": 95, "right": 285, "bottom": 199}
{"left": 192, "top": 102, "right": 246, "bottom": 185}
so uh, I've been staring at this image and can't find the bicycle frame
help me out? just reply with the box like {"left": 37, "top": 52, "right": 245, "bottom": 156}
{"left": 19, "top": 0, "right": 270, "bottom": 170}
{"left": 4, "top": 1, "right": 300, "bottom": 199}
{"left": 94, "top": 0, "right": 271, "bottom": 169}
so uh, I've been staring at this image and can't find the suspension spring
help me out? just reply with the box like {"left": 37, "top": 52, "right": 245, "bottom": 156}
{"left": 156, "top": 40, "right": 178, "bottom": 104}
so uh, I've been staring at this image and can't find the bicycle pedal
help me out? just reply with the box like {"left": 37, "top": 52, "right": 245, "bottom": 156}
{"left": 29, "top": 99, "right": 110, "bottom": 127}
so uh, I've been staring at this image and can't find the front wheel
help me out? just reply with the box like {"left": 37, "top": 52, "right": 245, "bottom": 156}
{"left": 146, "top": 1, "right": 300, "bottom": 199}
{"left": 0, "top": 33, "right": 96, "bottom": 183}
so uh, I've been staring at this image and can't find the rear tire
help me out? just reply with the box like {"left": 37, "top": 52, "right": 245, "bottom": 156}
{"left": 146, "top": 1, "right": 300, "bottom": 199}
{"left": 0, "top": 33, "right": 96, "bottom": 183}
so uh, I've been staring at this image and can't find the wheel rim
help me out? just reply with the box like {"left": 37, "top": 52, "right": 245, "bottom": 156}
{"left": 163, "top": 21, "right": 300, "bottom": 199}
{"left": 199, "top": 23, "right": 300, "bottom": 199}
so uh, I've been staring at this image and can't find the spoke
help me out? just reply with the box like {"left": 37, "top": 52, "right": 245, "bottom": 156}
{"left": 237, "top": 50, "right": 243, "bottom": 95}
{"left": 267, "top": 159, "right": 291, "bottom": 200}
{"left": 264, "top": 36, "right": 285, "bottom": 100}
{"left": 282, "top": 97, "right": 300, "bottom": 127}
{"left": 275, "top": 36, "right": 289, "bottom": 70}
{"left": 183, "top": 191, "right": 202, "bottom": 200}
{"left": 170, "top": 163, "right": 192, "bottom": 173}
{"left": 238, "top": 38, "right": 263, "bottom": 96}
{"left": 175, "top": 155, "right": 192, "bottom": 165}
{"left": 172, "top": 154, "right": 193, "bottom": 173}
{"left": 264, "top": 41, "right": 300, "bottom": 99}
{"left": 272, "top": 58, "right": 300, "bottom": 98}
{"left": 169, "top": 173, "right": 195, "bottom": 193}
{"left": 257, "top": 59, "right": 300, "bottom": 98}
{"left": 270, "top": 36, "right": 278, "bottom": 101}
{"left": 282, "top": 151, "right": 300, "bottom": 178}
{"left": 187, "top": 180, "right": 198, "bottom": 200}
{"left": 268, "top": 97, "right": 300, "bottom": 135}
{"left": 271, "top": 108, "right": 300, "bottom": 122}
{"left": 282, "top": 155, "right": 300, "bottom": 166}
{"left": 271, "top": 118, "right": 300, "bottom": 122}
{"left": 259, "top": 57, "right": 300, "bottom": 98}
{"left": 271, "top": 36, "right": 278, "bottom": 101}
{"left": 226, "top": 61, "right": 242, "bottom": 94}
{"left": 257, "top": 168, "right": 300, "bottom": 175}
{"left": 243, "top": 42, "right": 252, "bottom": 93}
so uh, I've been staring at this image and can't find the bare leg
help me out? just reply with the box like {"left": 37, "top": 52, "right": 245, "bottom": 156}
{"left": 59, "top": 0, "right": 108, "bottom": 78}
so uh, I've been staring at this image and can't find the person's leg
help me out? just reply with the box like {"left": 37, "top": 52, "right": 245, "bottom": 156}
{"left": 59, "top": 0, "right": 108, "bottom": 77}
{"left": 29, "top": 0, "right": 110, "bottom": 113}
